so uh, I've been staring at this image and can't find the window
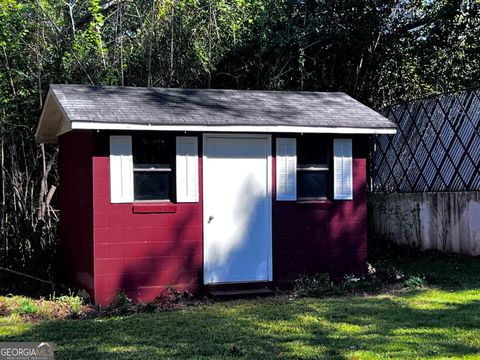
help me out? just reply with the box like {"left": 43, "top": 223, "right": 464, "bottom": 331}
{"left": 297, "top": 136, "right": 329, "bottom": 199}
{"left": 132, "top": 134, "right": 174, "bottom": 201}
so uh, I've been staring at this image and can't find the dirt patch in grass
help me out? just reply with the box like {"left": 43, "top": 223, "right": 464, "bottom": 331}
{"left": 0, "top": 287, "right": 214, "bottom": 322}
{"left": 0, "top": 295, "right": 93, "bottom": 321}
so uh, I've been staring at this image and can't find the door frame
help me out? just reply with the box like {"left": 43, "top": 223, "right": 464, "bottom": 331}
{"left": 202, "top": 133, "right": 273, "bottom": 284}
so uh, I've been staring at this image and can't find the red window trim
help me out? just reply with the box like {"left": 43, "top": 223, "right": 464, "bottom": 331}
{"left": 132, "top": 203, "right": 177, "bottom": 214}
{"left": 295, "top": 199, "right": 333, "bottom": 209}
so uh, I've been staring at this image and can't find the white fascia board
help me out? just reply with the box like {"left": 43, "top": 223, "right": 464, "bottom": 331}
{"left": 71, "top": 121, "right": 397, "bottom": 135}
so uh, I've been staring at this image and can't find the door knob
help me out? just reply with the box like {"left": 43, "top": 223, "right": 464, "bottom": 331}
{"left": 208, "top": 215, "right": 214, "bottom": 223}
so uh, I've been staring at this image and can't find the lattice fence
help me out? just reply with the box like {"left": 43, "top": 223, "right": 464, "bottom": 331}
{"left": 372, "top": 89, "right": 480, "bottom": 193}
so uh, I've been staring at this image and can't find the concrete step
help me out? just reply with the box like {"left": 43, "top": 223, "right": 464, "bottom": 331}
{"left": 207, "top": 287, "right": 274, "bottom": 299}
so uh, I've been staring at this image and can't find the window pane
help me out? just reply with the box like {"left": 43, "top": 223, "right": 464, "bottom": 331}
{"left": 134, "top": 172, "right": 170, "bottom": 200}
{"left": 297, "top": 171, "right": 328, "bottom": 198}
{"left": 133, "top": 135, "right": 171, "bottom": 169}
{"left": 297, "top": 136, "right": 329, "bottom": 166}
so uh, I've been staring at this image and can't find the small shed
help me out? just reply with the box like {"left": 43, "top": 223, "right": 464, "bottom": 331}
{"left": 36, "top": 85, "right": 396, "bottom": 305}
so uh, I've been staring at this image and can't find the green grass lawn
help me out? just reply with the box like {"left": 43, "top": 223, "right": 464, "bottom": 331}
{"left": 1, "top": 245, "right": 480, "bottom": 359}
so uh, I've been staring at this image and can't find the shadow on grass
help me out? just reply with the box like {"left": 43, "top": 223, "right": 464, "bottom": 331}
{"left": 369, "top": 239, "right": 480, "bottom": 291}
{"left": 2, "top": 242, "right": 479, "bottom": 359}
{"left": 2, "top": 291, "right": 480, "bottom": 359}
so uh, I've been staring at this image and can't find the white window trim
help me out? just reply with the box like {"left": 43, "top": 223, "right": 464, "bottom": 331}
{"left": 109, "top": 135, "right": 134, "bottom": 203}
{"left": 176, "top": 136, "right": 199, "bottom": 203}
{"left": 276, "top": 137, "right": 297, "bottom": 201}
{"left": 333, "top": 138, "right": 353, "bottom": 200}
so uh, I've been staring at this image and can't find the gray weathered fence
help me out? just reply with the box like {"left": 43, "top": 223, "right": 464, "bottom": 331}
{"left": 370, "top": 89, "right": 480, "bottom": 255}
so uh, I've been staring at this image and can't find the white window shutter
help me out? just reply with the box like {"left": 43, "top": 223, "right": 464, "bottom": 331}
{"left": 176, "top": 136, "right": 199, "bottom": 203}
{"left": 334, "top": 138, "right": 353, "bottom": 200}
{"left": 276, "top": 138, "right": 297, "bottom": 201}
{"left": 109, "top": 135, "right": 134, "bottom": 203}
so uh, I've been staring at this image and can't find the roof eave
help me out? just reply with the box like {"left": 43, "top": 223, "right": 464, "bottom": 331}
{"left": 70, "top": 121, "right": 396, "bottom": 135}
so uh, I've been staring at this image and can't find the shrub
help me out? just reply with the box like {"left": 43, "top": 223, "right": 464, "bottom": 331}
{"left": 110, "top": 291, "right": 132, "bottom": 312}
{"left": 293, "top": 273, "right": 336, "bottom": 297}
{"left": 340, "top": 274, "right": 373, "bottom": 294}
{"left": 293, "top": 264, "right": 408, "bottom": 298}
{"left": 58, "top": 294, "right": 83, "bottom": 318}
{"left": 36, "top": 300, "right": 56, "bottom": 319}
{"left": 373, "top": 261, "right": 405, "bottom": 283}
{"left": 141, "top": 302, "right": 157, "bottom": 313}
{"left": 17, "top": 299, "right": 38, "bottom": 315}
{"left": 405, "top": 275, "right": 427, "bottom": 288}
{"left": 164, "top": 285, "right": 182, "bottom": 302}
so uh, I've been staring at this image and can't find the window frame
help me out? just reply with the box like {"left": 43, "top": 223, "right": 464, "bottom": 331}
{"left": 296, "top": 136, "right": 331, "bottom": 201}
{"left": 132, "top": 134, "right": 176, "bottom": 203}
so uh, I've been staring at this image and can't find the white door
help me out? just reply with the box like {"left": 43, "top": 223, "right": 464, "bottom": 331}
{"left": 203, "top": 134, "right": 272, "bottom": 284}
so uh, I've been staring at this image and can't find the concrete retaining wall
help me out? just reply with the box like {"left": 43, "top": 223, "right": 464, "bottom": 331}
{"left": 368, "top": 192, "right": 480, "bottom": 255}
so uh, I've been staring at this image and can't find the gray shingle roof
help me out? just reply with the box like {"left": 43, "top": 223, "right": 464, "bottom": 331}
{"left": 36, "top": 84, "right": 396, "bottom": 142}
{"left": 52, "top": 84, "right": 395, "bottom": 128}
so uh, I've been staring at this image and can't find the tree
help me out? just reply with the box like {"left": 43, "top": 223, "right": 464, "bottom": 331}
{"left": 0, "top": 0, "right": 478, "bottom": 286}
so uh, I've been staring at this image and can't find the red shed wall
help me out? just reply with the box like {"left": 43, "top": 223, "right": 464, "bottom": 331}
{"left": 91, "top": 132, "right": 203, "bottom": 305}
{"left": 89, "top": 132, "right": 367, "bottom": 305}
{"left": 272, "top": 135, "right": 368, "bottom": 284}
{"left": 58, "top": 130, "right": 94, "bottom": 295}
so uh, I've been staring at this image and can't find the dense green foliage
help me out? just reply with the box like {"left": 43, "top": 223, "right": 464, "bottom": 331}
{"left": 1, "top": 0, "right": 479, "bottom": 281}
{"left": 2, "top": 246, "right": 480, "bottom": 359}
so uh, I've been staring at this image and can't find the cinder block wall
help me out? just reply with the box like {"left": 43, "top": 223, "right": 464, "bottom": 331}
{"left": 59, "top": 130, "right": 369, "bottom": 305}
{"left": 91, "top": 131, "right": 203, "bottom": 305}
{"left": 272, "top": 135, "right": 368, "bottom": 283}
{"left": 58, "top": 130, "right": 94, "bottom": 295}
